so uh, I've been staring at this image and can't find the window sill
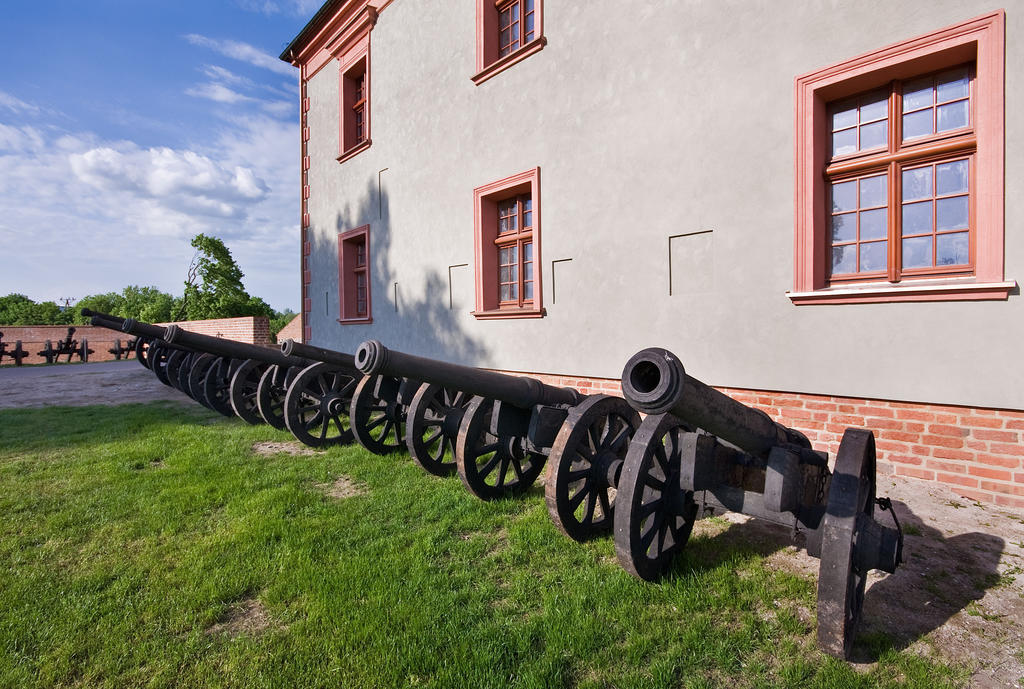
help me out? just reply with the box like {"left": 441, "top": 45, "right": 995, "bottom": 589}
{"left": 337, "top": 317, "right": 373, "bottom": 325}
{"left": 471, "top": 37, "right": 547, "bottom": 86}
{"left": 336, "top": 139, "right": 371, "bottom": 165}
{"left": 787, "top": 279, "right": 1017, "bottom": 305}
{"left": 471, "top": 307, "right": 546, "bottom": 320}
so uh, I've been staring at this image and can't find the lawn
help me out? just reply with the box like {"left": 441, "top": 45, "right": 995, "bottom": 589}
{"left": 0, "top": 402, "right": 967, "bottom": 688}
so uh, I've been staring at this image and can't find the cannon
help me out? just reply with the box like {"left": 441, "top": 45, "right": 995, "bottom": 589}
{"left": 36, "top": 327, "right": 92, "bottom": 364}
{"left": 106, "top": 338, "right": 136, "bottom": 361}
{"left": 276, "top": 339, "right": 364, "bottom": 448}
{"left": 616, "top": 347, "right": 903, "bottom": 658}
{"left": 0, "top": 332, "right": 28, "bottom": 366}
{"left": 352, "top": 341, "right": 639, "bottom": 507}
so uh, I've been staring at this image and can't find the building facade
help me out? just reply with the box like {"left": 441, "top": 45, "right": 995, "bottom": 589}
{"left": 280, "top": 1, "right": 1024, "bottom": 507}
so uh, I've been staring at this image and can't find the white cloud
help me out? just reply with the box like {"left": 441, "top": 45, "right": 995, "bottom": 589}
{"left": 185, "top": 34, "right": 296, "bottom": 76}
{"left": 0, "top": 91, "right": 40, "bottom": 114}
{"left": 186, "top": 82, "right": 257, "bottom": 104}
{"left": 202, "top": 65, "right": 253, "bottom": 86}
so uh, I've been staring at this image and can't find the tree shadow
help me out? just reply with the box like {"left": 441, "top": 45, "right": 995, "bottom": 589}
{"left": 306, "top": 175, "right": 488, "bottom": 365}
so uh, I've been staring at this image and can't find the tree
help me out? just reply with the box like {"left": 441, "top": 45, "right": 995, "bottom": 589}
{"left": 0, "top": 294, "right": 35, "bottom": 325}
{"left": 0, "top": 294, "right": 74, "bottom": 325}
{"left": 175, "top": 234, "right": 272, "bottom": 321}
{"left": 269, "top": 308, "right": 298, "bottom": 343}
{"left": 119, "top": 286, "right": 175, "bottom": 323}
{"left": 74, "top": 292, "right": 124, "bottom": 323}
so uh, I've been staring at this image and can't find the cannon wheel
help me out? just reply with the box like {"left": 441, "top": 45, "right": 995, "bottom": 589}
{"left": 350, "top": 374, "right": 408, "bottom": 455}
{"left": 186, "top": 354, "right": 219, "bottom": 408}
{"left": 545, "top": 395, "right": 641, "bottom": 542}
{"left": 613, "top": 413, "right": 698, "bottom": 581}
{"left": 405, "top": 383, "right": 471, "bottom": 476}
{"left": 149, "top": 345, "right": 175, "bottom": 387}
{"left": 817, "top": 428, "right": 877, "bottom": 659}
{"left": 174, "top": 352, "right": 197, "bottom": 394}
{"left": 203, "top": 358, "right": 239, "bottom": 418}
{"left": 455, "top": 396, "right": 546, "bottom": 501}
{"left": 135, "top": 337, "right": 151, "bottom": 369}
{"left": 165, "top": 349, "right": 192, "bottom": 393}
{"left": 283, "top": 362, "right": 358, "bottom": 447}
{"left": 230, "top": 359, "right": 269, "bottom": 425}
{"left": 257, "top": 364, "right": 296, "bottom": 430}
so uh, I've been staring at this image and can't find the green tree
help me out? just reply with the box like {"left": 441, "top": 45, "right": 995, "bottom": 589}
{"left": 119, "top": 285, "right": 175, "bottom": 323}
{"left": 175, "top": 234, "right": 272, "bottom": 321}
{"left": 269, "top": 308, "right": 298, "bottom": 343}
{"left": 74, "top": 292, "right": 124, "bottom": 323}
{"left": 0, "top": 294, "right": 35, "bottom": 325}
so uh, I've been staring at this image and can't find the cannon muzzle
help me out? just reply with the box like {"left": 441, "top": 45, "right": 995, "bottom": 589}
{"left": 621, "top": 347, "right": 810, "bottom": 457}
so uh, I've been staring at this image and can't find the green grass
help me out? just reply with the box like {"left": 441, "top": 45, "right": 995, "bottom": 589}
{"left": 0, "top": 403, "right": 969, "bottom": 688}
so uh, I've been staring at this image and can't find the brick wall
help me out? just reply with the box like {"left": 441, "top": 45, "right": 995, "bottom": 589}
{"left": 492, "top": 369, "right": 1024, "bottom": 510}
{"left": 276, "top": 314, "right": 302, "bottom": 344}
{"left": 0, "top": 317, "right": 272, "bottom": 366}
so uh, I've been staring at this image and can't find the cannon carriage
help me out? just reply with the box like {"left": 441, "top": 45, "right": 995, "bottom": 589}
{"left": 350, "top": 340, "right": 640, "bottom": 508}
{"left": 611, "top": 347, "right": 903, "bottom": 658}
{"left": 0, "top": 332, "right": 29, "bottom": 366}
{"left": 36, "top": 327, "right": 93, "bottom": 364}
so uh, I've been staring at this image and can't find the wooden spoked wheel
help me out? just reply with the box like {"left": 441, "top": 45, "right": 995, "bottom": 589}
{"left": 283, "top": 362, "right": 358, "bottom": 448}
{"left": 148, "top": 345, "right": 175, "bottom": 387}
{"left": 203, "top": 357, "right": 239, "bottom": 418}
{"left": 174, "top": 352, "right": 197, "bottom": 394}
{"left": 186, "top": 354, "right": 219, "bottom": 409}
{"left": 134, "top": 337, "right": 151, "bottom": 369}
{"left": 613, "top": 413, "right": 699, "bottom": 581}
{"left": 229, "top": 359, "right": 269, "bottom": 425}
{"left": 256, "top": 364, "right": 295, "bottom": 430}
{"left": 545, "top": 395, "right": 641, "bottom": 542}
{"left": 455, "top": 396, "right": 546, "bottom": 501}
{"left": 164, "top": 349, "right": 192, "bottom": 393}
{"left": 816, "top": 428, "right": 877, "bottom": 659}
{"left": 405, "top": 383, "right": 471, "bottom": 476}
{"left": 350, "top": 374, "right": 408, "bottom": 455}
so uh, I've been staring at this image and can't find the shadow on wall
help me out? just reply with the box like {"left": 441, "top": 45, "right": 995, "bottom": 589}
{"left": 308, "top": 176, "right": 489, "bottom": 366}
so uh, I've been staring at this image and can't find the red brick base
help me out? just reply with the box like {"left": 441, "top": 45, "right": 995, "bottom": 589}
{"left": 494, "top": 369, "right": 1024, "bottom": 510}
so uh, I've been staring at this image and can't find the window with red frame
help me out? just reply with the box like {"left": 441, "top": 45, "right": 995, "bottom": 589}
{"left": 495, "top": 194, "right": 534, "bottom": 306}
{"left": 497, "top": 0, "right": 537, "bottom": 58}
{"left": 826, "top": 65, "right": 974, "bottom": 283}
{"left": 341, "top": 58, "right": 368, "bottom": 155}
{"left": 338, "top": 226, "right": 371, "bottom": 322}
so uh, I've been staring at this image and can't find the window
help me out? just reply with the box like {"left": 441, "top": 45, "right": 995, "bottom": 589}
{"left": 339, "top": 55, "right": 370, "bottom": 161}
{"left": 473, "top": 168, "right": 543, "bottom": 318}
{"left": 826, "top": 66, "right": 974, "bottom": 283}
{"left": 473, "top": 0, "right": 545, "bottom": 85}
{"left": 792, "top": 12, "right": 1010, "bottom": 304}
{"left": 338, "top": 225, "right": 371, "bottom": 323}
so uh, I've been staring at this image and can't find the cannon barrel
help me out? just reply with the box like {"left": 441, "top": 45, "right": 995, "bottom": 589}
{"left": 620, "top": 347, "right": 809, "bottom": 458}
{"left": 355, "top": 340, "right": 582, "bottom": 409}
{"left": 163, "top": 325, "right": 309, "bottom": 368}
{"left": 84, "top": 310, "right": 127, "bottom": 333}
{"left": 280, "top": 339, "right": 357, "bottom": 370}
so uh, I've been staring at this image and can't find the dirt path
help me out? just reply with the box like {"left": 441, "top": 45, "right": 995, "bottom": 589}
{"left": 0, "top": 360, "right": 1021, "bottom": 684}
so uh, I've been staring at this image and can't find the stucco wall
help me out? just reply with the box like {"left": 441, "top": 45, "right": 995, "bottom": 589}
{"left": 301, "top": 0, "right": 1023, "bottom": 410}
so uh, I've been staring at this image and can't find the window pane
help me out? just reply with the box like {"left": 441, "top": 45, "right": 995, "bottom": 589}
{"left": 525, "top": 0, "right": 534, "bottom": 10}
{"left": 860, "top": 96, "right": 888, "bottom": 122}
{"left": 831, "top": 128, "right": 857, "bottom": 157}
{"left": 936, "top": 232, "right": 969, "bottom": 265}
{"left": 525, "top": 12, "right": 535, "bottom": 36}
{"left": 523, "top": 242, "right": 532, "bottom": 261}
{"left": 524, "top": 262, "right": 533, "bottom": 281}
{"left": 832, "top": 107, "right": 857, "bottom": 130}
{"left": 499, "top": 266, "right": 510, "bottom": 283}
{"left": 831, "top": 213, "right": 856, "bottom": 243}
{"left": 902, "top": 167, "right": 932, "bottom": 201}
{"left": 510, "top": 265, "right": 518, "bottom": 283}
{"left": 903, "top": 80, "right": 933, "bottom": 111}
{"left": 903, "top": 236, "right": 933, "bottom": 268}
{"left": 937, "top": 101, "right": 968, "bottom": 132}
{"left": 859, "top": 208, "right": 887, "bottom": 240}
{"left": 860, "top": 241, "right": 887, "bottom": 272}
{"left": 524, "top": 281, "right": 533, "bottom": 300}
{"left": 902, "top": 109, "right": 932, "bottom": 140}
{"left": 500, "top": 27, "right": 511, "bottom": 46}
{"left": 831, "top": 245, "right": 856, "bottom": 275}
{"left": 859, "top": 174, "right": 887, "bottom": 207}
{"left": 512, "top": 4, "right": 519, "bottom": 20}
{"left": 500, "top": 285, "right": 511, "bottom": 301}
{"left": 499, "top": 246, "right": 512, "bottom": 263}
{"left": 936, "top": 160, "right": 968, "bottom": 195}
{"left": 902, "top": 200, "right": 933, "bottom": 235}
{"left": 936, "top": 69, "right": 969, "bottom": 102}
{"left": 831, "top": 180, "right": 857, "bottom": 212}
{"left": 499, "top": 217, "right": 510, "bottom": 233}
{"left": 936, "top": 196, "right": 969, "bottom": 231}
{"left": 860, "top": 120, "right": 887, "bottom": 149}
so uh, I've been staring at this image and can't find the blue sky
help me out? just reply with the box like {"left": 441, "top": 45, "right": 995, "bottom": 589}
{"left": 0, "top": 0, "right": 321, "bottom": 312}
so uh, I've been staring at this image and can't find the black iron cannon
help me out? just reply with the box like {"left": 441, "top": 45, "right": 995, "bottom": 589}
{"left": 277, "top": 339, "right": 364, "bottom": 448}
{"left": 0, "top": 332, "right": 28, "bottom": 366}
{"left": 352, "top": 340, "right": 640, "bottom": 506}
{"left": 106, "top": 338, "right": 137, "bottom": 361}
{"left": 84, "top": 311, "right": 192, "bottom": 391}
{"left": 617, "top": 347, "right": 903, "bottom": 658}
{"left": 37, "top": 327, "right": 92, "bottom": 364}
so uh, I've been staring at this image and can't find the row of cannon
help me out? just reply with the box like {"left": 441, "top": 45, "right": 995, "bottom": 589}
{"left": 84, "top": 308, "right": 903, "bottom": 659}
